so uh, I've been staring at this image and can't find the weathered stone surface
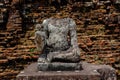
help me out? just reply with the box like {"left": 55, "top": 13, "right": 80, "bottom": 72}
{"left": 38, "top": 62, "right": 82, "bottom": 71}
{"left": 16, "top": 62, "right": 117, "bottom": 80}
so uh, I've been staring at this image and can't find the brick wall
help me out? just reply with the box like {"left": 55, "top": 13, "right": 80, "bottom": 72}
{"left": 0, "top": 0, "right": 120, "bottom": 79}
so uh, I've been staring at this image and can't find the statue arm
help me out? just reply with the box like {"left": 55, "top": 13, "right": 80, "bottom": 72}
{"left": 69, "top": 19, "right": 80, "bottom": 56}
{"left": 35, "top": 19, "right": 49, "bottom": 51}
{"left": 69, "top": 19, "right": 78, "bottom": 48}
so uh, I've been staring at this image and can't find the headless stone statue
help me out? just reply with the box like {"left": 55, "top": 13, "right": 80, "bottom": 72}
{"left": 35, "top": 17, "right": 80, "bottom": 63}
{"left": 35, "top": 17, "right": 81, "bottom": 71}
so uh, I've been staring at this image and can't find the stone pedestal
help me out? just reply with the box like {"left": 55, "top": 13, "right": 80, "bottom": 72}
{"left": 38, "top": 62, "right": 82, "bottom": 71}
{"left": 16, "top": 62, "right": 117, "bottom": 80}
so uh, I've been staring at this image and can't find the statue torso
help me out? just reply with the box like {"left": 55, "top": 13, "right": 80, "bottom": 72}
{"left": 46, "top": 18, "right": 70, "bottom": 51}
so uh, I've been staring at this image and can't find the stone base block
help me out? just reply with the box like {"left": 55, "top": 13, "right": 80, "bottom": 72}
{"left": 38, "top": 62, "right": 82, "bottom": 71}
{"left": 16, "top": 62, "right": 117, "bottom": 80}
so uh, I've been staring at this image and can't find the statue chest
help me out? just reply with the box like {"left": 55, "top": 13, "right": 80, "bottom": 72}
{"left": 48, "top": 24, "right": 68, "bottom": 34}
{"left": 47, "top": 19, "right": 69, "bottom": 34}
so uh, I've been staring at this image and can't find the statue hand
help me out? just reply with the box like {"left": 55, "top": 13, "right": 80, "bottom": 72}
{"left": 72, "top": 47, "right": 80, "bottom": 56}
{"left": 71, "top": 47, "right": 80, "bottom": 62}
{"left": 35, "top": 24, "right": 43, "bottom": 31}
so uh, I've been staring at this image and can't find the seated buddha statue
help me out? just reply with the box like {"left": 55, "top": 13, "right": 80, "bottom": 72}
{"left": 35, "top": 13, "right": 80, "bottom": 64}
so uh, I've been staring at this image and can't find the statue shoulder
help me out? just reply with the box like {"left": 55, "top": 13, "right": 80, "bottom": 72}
{"left": 42, "top": 18, "right": 51, "bottom": 25}
{"left": 68, "top": 18, "right": 76, "bottom": 28}
{"left": 35, "top": 18, "right": 51, "bottom": 31}
{"left": 42, "top": 18, "right": 51, "bottom": 31}
{"left": 69, "top": 18, "right": 75, "bottom": 23}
